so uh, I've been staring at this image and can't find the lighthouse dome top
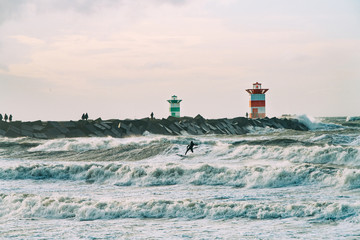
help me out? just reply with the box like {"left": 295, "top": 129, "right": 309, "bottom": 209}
{"left": 246, "top": 82, "right": 269, "bottom": 95}
{"left": 167, "top": 95, "right": 182, "bottom": 103}
{"left": 253, "top": 82, "right": 262, "bottom": 89}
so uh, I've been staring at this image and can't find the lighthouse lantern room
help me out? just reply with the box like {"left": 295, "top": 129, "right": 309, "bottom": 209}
{"left": 245, "top": 82, "right": 269, "bottom": 119}
{"left": 167, "top": 95, "right": 182, "bottom": 117}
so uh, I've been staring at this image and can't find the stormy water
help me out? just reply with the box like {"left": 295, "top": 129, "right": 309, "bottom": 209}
{"left": 0, "top": 116, "right": 360, "bottom": 239}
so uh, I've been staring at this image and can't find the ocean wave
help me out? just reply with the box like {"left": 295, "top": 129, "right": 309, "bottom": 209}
{"left": 28, "top": 136, "right": 161, "bottom": 152}
{"left": 346, "top": 116, "right": 360, "bottom": 122}
{"left": 0, "top": 137, "right": 39, "bottom": 150}
{"left": 1, "top": 134, "right": 359, "bottom": 169}
{"left": 0, "top": 136, "right": 221, "bottom": 161}
{"left": 246, "top": 126, "right": 284, "bottom": 135}
{"left": 310, "top": 134, "right": 360, "bottom": 146}
{"left": 0, "top": 136, "right": 176, "bottom": 161}
{"left": 25, "top": 135, "right": 359, "bottom": 158}
{"left": 296, "top": 115, "right": 342, "bottom": 130}
{"left": 233, "top": 138, "right": 317, "bottom": 147}
{"left": 1, "top": 163, "right": 359, "bottom": 189}
{"left": 228, "top": 143, "right": 360, "bottom": 166}
{"left": 341, "top": 169, "right": 360, "bottom": 190}
{"left": 26, "top": 136, "right": 219, "bottom": 153}
{"left": 0, "top": 194, "right": 357, "bottom": 221}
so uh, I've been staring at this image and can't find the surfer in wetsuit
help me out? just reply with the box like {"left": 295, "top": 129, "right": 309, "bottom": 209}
{"left": 185, "top": 141, "right": 197, "bottom": 155}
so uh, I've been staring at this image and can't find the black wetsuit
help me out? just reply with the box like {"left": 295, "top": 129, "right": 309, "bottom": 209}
{"left": 185, "top": 141, "right": 196, "bottom": 155}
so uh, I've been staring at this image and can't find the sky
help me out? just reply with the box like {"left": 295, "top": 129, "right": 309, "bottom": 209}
{"left": 0, "top": 0, "right": 359, "bottom": 121}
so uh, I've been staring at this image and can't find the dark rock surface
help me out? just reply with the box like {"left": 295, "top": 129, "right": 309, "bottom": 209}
{"left": 0, "top": 116, "right": 308, "bottom": 139}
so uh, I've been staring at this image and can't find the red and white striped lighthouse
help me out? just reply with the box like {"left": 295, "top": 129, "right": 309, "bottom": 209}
{"left": 246, "top": 82, "right": 269, "bottom": 119}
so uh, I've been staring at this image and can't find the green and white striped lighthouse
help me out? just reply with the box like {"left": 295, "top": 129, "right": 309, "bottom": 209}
{"left": 167, "top": 95, "right": 182, "bottom": 117}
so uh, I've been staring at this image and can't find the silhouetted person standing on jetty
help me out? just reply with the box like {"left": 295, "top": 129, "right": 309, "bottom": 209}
{"left": 81, "top": 113, "right": 89, "bottom": 121}
{"left": 185, "top": 141, "right": 197, "bottom": 155}
{"left": 150, "top": 112, "right": 154, "bottom": 120}
{"left": 4, "top": 114, "right": 8, "bottom": 122}
{"left": 9, "top": 114, "right": 12, "bottom": 122}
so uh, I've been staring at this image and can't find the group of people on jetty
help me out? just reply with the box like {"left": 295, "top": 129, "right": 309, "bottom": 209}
{"left": 0, "top": 114, "right": 12, "bottom": 122}
{"left": 81, "top": 113, "right": 89, "bottom": 121}
{"left": 0, "top": 110, "right": 197, "bottom": 155}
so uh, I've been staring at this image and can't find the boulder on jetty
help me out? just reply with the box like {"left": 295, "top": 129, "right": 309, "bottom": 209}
{"left": 0, "top": 115, "right": 308, "bottom": 139}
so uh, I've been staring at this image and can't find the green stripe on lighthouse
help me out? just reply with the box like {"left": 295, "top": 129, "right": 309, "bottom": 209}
{"left": 170, "top": 107, "right": 180, "bottom": 112}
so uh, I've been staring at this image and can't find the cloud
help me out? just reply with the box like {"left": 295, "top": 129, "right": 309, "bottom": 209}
{"left": 46, "top": 0, "right": 187, "bottom": 14}
{"left": 0, "top": 0, "right": 27, "bottom": 24}
{"left": 10, "top": 35, "right": 45, "bottom": 45}
{"left": 0, "top": 0, "right": 359, "bottom": 119}
{"left": 0, "top": 0, "right": 188, "bottom": 24}
{"left": 0, "top": 63, "right": 8, "bottom": 71}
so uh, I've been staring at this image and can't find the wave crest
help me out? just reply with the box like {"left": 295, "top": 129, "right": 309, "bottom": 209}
{"left": 2, "top": 163, "right": 359, "bottom": 189}
{"left": 296, "top": 115, "right": 342, "bottom": 130}
{"left": 0, "top": 194, "right": 357, "bottom": 221}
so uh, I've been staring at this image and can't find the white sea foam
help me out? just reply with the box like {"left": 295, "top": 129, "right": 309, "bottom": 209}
{"left": 0, "top": 117, "right": 359, "bottom": 239}
{"left": 1, "top": 116, "right": 360, "bottom": 240}
{"left": 28, "top": 137, "right": 113, "bottom": 152}
{"left": 228, "top": 143, "right": 360, "bottom": 167}
{"left": 310, "top": 134, "right": 360, "bottom": 146}
{"left": 296, "top": 115, "right": 342, "bottom": 130}
{"left": 14, "top": 132, "right": 360, "bottom": 167}
{"left": 2, "top": 162, "right": 360, "bottom": 190}
{"left": 0, "top": 194, "right": 358, "bottom": 221}
{"left": 346, "top": 116, "right": 360, "bottom": 122}
{"left": 246, "top": 126, "right": 284, "bottom": 135}
{"left": 28, "top": 136, "right": 170, "bottom": 152}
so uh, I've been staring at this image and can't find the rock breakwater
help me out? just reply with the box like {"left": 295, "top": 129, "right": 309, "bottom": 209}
{"left": 0, "top": 115, "right": 308, "bottom": 139}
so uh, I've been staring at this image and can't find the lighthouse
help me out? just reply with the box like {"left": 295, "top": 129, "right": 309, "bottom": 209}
{"left": 246, "top": 82, "right": 269, "bottom": 119}
{"left": 167, "top": 95, "right": 182, "bottom": 117}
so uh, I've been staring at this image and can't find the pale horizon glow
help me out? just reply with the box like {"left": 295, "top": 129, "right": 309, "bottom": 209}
{"left": 0, "top": 0, "right": 359, "bottom": 121}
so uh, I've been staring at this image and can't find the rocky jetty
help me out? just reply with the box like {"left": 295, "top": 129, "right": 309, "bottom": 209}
{"left": 0, "top": 115, "right": 308, "bottom": 139}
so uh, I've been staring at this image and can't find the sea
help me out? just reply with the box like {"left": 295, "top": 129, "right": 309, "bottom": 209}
{"left": 0, "top": 115, "right": 359, "bottom": 239}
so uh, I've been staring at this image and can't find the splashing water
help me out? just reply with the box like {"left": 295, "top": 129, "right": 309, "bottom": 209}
{"left": 0, "top": 117, "right": 360, "bottom": 239}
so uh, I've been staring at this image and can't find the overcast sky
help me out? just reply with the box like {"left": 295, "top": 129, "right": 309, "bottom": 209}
{"left": 0, "top": 0, "right": 359, "bottom": 121}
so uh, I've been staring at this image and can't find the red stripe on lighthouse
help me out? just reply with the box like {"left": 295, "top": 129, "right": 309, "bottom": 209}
{"left": 249, "top": 100, "right": 265, "bottom": 107}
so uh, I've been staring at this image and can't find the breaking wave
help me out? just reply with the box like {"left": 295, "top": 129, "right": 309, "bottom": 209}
{"left": 0, "top": 134, "right": 359, "bottom": 164}
{"left": 1, "top": 163, "right": 359, "bottom": 189}
{"left": 229, "top": 144, "right": 360, "bottom": 166}
{"left": 0, "top": 194, "right": 358, "bottom": 221}
{"left": 296, "top": 115, "right": 342, "bottom": 130}
{"left": 346, "top": 116, "right": 360, "bottom": 122}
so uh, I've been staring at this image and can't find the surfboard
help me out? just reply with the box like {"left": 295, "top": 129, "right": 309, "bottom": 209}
{"left": 176, "top": 154, "right": 187, "bottom": 157}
